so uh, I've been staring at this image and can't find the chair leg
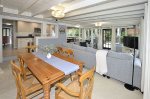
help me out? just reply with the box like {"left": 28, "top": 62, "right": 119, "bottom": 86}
{"left": 16, "top": 92, "right": 20, "bottom": 99}
{"left": 70, "top": 73, "right": 73, "bottom": 81}
{"left": 55, "top": 88, "right": 61, "bottom": 99}
{"left": 21, "top": 92, "right": 26, "bottom": 99}
{"left": 88, "top": 95, "right": 92, "bottom": 99}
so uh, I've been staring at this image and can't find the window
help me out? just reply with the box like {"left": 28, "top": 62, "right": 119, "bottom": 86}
{"left": 67, "top": 27, "right": 79, "bottom": 37}
{"left": 102, "top": 29, "right": 112, "bottom": 49}
{"left": 116, "top": 28, "right": 126, "bottom": 44}
{"left": 67, "top": 27, "right": 79, "bottom": 43}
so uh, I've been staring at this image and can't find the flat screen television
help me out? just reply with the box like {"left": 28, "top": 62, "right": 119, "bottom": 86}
{"left": 123, "top": 36, "right": 138, "bottom": 49}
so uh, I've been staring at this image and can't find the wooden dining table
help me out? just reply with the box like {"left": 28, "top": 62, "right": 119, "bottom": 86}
{"left": 19, "top": 52, "right": 84, "bottom": 99}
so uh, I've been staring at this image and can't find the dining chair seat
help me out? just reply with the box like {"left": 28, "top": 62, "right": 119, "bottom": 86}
{"left": 23, "top": 77, "right": 42, "bottom": 96}
{"left": 25, "top": 68, "right": 32, "bottom": 76}
{"left": 56, "top": 67, "right": 95, "bottom": 99}
{"left": 58, "top": 80, "right": 85, "bottom": 99}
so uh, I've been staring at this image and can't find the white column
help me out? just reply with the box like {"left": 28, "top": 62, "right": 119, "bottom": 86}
{"left": 84, "top": 28, "right": 87, "bottom": 40}
{"left": 143, "top": 2, "right": 150, "bottom": 99}
{"left": 55, "top": 24, "right": 59, "bottom": 38}
{"left": 82, "top": 28, "right": 86, "bottom": 41}
{"left": 95, "top": 28, "right": 98, "bottom": 49}
{"left": 95, "top": 28, "right": 98, "bottom": 36}
{"left": 0, "top": 16, "right": 2, "bottom": 63}
{"left": 141, "top": 3, "right": 148, "bottom": 92}
{"left": 98, "top": 27, "right": 102, "bottom": 49}
{"left": 79, "top": 28, "right": 81, "bottom": 41}
{"left": 81, "top": 28, "right": 84, "bottom": 41}
{"left": 139, "top": 18, "right": 144, "bottom": 59}
{"left": 12, "top": 21, "right": 17, "bottom": 48}
{"left": 87, "top": 29, "right": 89, "bottom": 40}
{"left": 91, "top": 28, "right": 94, "bottom": 47}
{"left": 41, "top": 22, "right": 47, "bottom": 36}
{"left": 111, "top": 26, "right": 116, "bottom": 51}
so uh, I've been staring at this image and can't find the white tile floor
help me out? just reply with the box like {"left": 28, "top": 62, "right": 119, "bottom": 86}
{"left": 0, "top": 61, "right": 143, "bottom": 99}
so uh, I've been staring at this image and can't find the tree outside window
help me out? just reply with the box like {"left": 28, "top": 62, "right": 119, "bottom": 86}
{"left": 116, "top": 28, "right": 126, "bottom": 44}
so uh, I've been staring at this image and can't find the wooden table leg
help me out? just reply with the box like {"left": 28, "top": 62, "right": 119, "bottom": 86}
{"left": 43, "top": 83, "right": 51, "bottom": 99}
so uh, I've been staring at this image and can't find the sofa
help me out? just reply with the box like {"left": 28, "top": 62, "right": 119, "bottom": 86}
{"left": 63, "top": 43, "right": 142, "bottom": 89}
{"left": 106, "top": 51, "right": 141, "bottom": 89}
{"left": 39, "top": 42, "right": 141, "bottom": 89}
{"left": 61, "top": 43, "right": 97, "bottom": 69}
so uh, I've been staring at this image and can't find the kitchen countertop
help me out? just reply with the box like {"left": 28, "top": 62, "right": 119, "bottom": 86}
{"left": 16, "top": 36, "right": 34, "bottom": 38}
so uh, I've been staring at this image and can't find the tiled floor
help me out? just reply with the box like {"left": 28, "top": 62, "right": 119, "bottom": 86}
{"left": 3, "top": 45, "right": 26, "bottom": 62}
{"left": 3, "top": 45, "right": 26, "bottom": 57}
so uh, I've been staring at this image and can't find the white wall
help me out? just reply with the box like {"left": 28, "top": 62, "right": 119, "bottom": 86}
{"left": 17, "top": 21, "right": 41, "bottom": 33}
{"left": 0, "top": 16, "right": 2, "bottom": 63}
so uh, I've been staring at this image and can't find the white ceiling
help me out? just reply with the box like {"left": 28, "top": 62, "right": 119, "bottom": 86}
{"left": 0, "top": 0, "right": 148, "bottom": 27}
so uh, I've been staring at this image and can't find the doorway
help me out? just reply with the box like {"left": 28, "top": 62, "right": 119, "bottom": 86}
{"left": 2, "top": 27, "right": 13, "bottom": 47}
{"left": 102, "top": 29, "right": 112, "bottom": 49}
{"left": 2, "top": 21, "right": 14, "bottom": 58}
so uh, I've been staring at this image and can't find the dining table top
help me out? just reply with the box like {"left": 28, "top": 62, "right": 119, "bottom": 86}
{"left": 19, "top": 52, "right": 84, "bottom": 85}
{"left": 19, "top": 53, "right": 64, "bottom": 85}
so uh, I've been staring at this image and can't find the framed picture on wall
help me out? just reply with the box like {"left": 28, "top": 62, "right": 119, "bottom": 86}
{"left": 59, "top": 25, "right": 66, "bottom": 34}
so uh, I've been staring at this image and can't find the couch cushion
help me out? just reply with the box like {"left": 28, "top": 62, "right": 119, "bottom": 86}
{"left": 72, "top": 44, "right": 80, "bottom": 49}
{"left": 107, "top": 51, "right": 133, "bottom": 60}
{"left": 86, "top": 47, "right": 97, "bottom": 54}
{"left": 62, "top": 43, "right": 73, "bottom": 48}
{"left": 74, "top": 45, "right": 86, "bottom": 50}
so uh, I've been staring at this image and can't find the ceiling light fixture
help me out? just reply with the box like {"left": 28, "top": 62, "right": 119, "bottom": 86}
{"left": 51, "top": 10, "right": 65, "bottom": 18}
{"left": 75, "top": 24, "right": 80, "bottom": 28}
{"left": 51, "top": 5, "right": 65, "bottom": 19}
{"left": 94, "top": 22, "right": 102, "bottom": 26}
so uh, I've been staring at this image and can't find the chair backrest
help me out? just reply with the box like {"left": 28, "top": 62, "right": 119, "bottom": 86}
{"left": 64, "top": 49, "right": 74, "bottom": 58}
{"left": 11, "top": 60, "right": 23, "bottom": 95}
{"left": 26, "top": 42, "right": 37, "bottom": 53}
{"left": 57, "top": 47, "right": 63, "bottom": 54}
{"left": 79, "top": 67, "right": 95, "bottom": 99}
{"left": 18, "top": 56, "right": 27, "bottom": 80}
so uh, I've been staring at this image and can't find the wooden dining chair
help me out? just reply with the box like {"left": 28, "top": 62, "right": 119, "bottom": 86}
{"left": 18, "top": 56, "right": 32, "bottom": 80}
{"left": 55, "top": 67, "right": 95, "bottom": 99}
{"left": 57, "top": 47, "right": 64, "bottom": 54}
{"left": 11, "top": 60, "right": 43, "bottom": 99}
{"left": 63, "top": 48, "right": 74, "bottom": 58}
{"left": 26, "top": 42, "right": 38, "bottom": 53}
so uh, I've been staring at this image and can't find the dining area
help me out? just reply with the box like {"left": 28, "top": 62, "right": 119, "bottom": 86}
{"left": 11, "top": 46, "right": 95, "bottom": 99}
